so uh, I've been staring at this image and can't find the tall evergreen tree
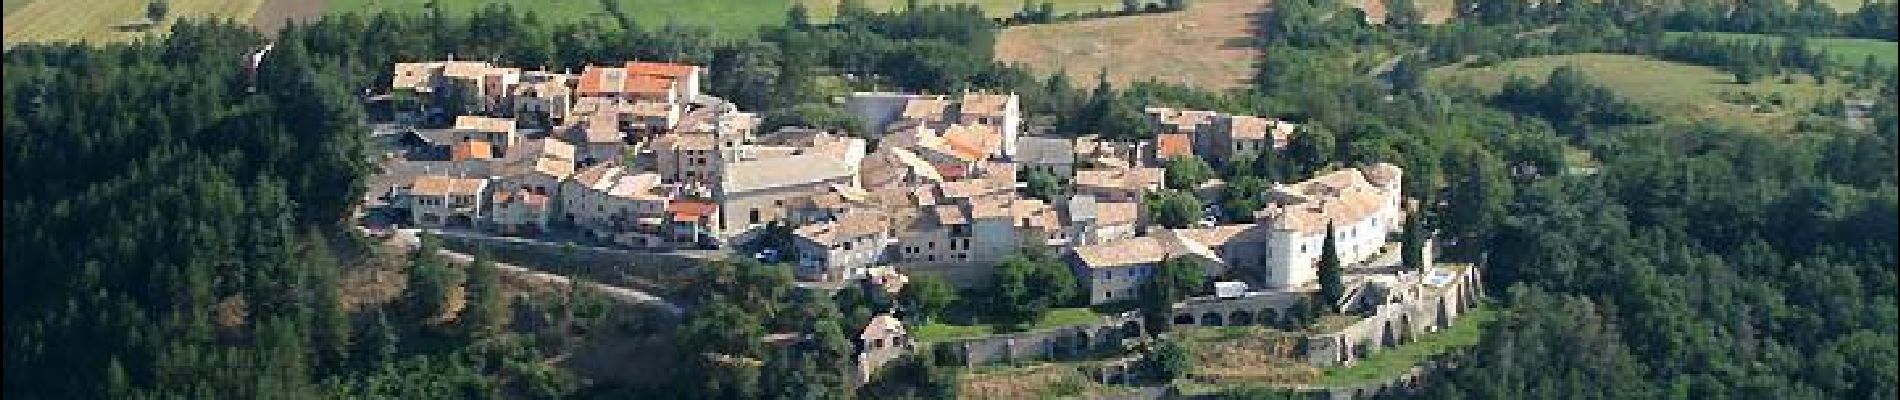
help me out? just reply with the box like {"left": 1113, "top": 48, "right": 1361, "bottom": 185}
{"left": 462, "top": 250, "right": 509, "bottom": 339}
{"left": 1317, "top": 222, "right": 1344, "bottom": 312}
{"left": 1402, "top": 209, "right": 1427, "bottom": 272}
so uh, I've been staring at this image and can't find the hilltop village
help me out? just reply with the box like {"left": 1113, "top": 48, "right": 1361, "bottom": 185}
{"left": 368, "top": 59, "right": 1481, "bottom": 388}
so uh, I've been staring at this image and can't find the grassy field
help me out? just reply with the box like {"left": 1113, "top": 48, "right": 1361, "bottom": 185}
{"left": 1315, "top": 304, "right": 1496, "bottom": 385}
{"left": 1177, "top": 325, "right": 1319, "bottom": 385}
{"left": 1431, "top": 53, "right": 1858, "bottom": 132}
{"left": 4, "top": 0, "right": 264, "bottom": 45}
{"left": 997, "top": 0, "right": 1267, "bottom": 90}
{"left": 325, "top": 0, "right": 795, "bottom": 38}
{"left": 911, "top": 307, "right": 1104, "bottom": 342}
{"left": 798, "top": 0, "right": 1126, "bottom": 19}
{"left": 4, "top": 0, "right": 32, "bottom": 16}
{"left": 1664, "top": 31, "right": 1900, "bottom": 68}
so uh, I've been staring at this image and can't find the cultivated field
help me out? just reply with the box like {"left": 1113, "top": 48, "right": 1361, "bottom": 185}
{"left": 4, "top": 0, "right": 33, "bottom": 16}
{"left": 1430, "top": 53, "right": 1859, "bottom": 132}
{"left": 1665, "top": 31, "right": 1900, "bottom": 68}
{"left": 997, "top": 0, "right": 1269, "bottom": 90}
{"left": 4, "top": 0, "right": 264, "bottom": 45}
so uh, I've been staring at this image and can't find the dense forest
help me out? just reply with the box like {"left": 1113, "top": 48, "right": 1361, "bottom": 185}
{"left": 4, "top": 0, "right": 1896, "bottom": 398}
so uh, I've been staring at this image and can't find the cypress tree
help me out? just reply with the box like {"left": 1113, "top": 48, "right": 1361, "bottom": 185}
{"left": 1317, "top": 222, "right": 1344, "bottom": 313}
{"left": 1402, "top": 210, "right": 1426, "bottom": 272}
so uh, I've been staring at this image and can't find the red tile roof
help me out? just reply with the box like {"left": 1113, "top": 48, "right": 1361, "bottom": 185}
{"left": 625, "top": 61, "right": 697, "bottom": 79}
{"left": 449, "top": 140, "right": 495, "bottom": 160}
{"left": 669, "top": 200, "right": 717, "bottom": 220}
{"left": 1156, "top": 133, "right": 1194, "bottom": 159}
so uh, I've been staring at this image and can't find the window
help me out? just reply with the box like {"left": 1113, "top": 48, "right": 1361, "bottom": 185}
{"left": 749, "top": 209, "right": 761, "bottom": 225}
{"left": 927, "top": 255, "right": 936, "bottom": 262}
{"left": 842, "top": 242, "right": 852, "bottom": 251}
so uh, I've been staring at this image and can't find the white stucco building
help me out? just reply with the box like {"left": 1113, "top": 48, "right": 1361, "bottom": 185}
{"left": 1257, "top": 164, "right": 1404, "bottom": 290}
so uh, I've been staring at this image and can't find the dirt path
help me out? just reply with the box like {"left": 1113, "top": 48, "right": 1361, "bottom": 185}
{"left": 250, "top": 0, "right": 326, "bottom": 36}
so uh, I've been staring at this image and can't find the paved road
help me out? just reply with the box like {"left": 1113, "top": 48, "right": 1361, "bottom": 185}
{"left": 388, "top": 228, "right": 685, "bottom": 316}
{"left": 436, "top": 250, "right": 684, "bottom": 316}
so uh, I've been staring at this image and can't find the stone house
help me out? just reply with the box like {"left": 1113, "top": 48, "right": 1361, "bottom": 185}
{"left": 487, "top": 188, "right": 550, "bottom": 236}
{"left": 1257, "top": 164, "right": 1404, "bottom": 290}
{"left": 496, "top": 138, "right": 577, "bottom": 197}
{"left": 396, "top": 175, "right": 489, "bottom": 228}
{"left": 1072, "top": 166, "right": 1164, "bottom": 203}
{"left": 854, "top": 315, "right": 914, "bottom": 384}
{"left": 1014, "top": 135, "right": 1077, "bottom": 178}
{"left": 1069, "top": 232, "right": 1225, "bottom": 305}
{"left": 792, "top": 210, "right": 894, "bottom": 282}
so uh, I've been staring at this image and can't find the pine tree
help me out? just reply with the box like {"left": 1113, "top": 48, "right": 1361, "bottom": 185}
{"left": 1317, "top": 222, "right": 1344, "bottom": 313}
{"left": 305, "top": 232, "right": 352, "bottom": 373}
{"left": 356, "top": 307, "right": 399, "bottom": 369}
{"left": 786, "top": 3, "right": 811, "bottom": 29}
{"left": 463, "top": 250, "right": 510, "bottom": 340}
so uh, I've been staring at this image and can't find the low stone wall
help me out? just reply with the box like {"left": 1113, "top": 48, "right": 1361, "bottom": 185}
{"left": 939, "top": 312, "right": 1145, "bottom": 367}
{"left": 1303, "top": 267, "right": 1483, "bottom": 367}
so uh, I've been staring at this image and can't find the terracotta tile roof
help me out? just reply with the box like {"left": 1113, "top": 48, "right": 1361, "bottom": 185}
{"left": 1155, "top": 133, "right": 1194, "bottom": 159}
{"left": 578, "top": 117, "right": 624, "bottom": 144}
{"left": 607, "top": 173, "right": 666, "bottom": 200}
{"left": 860, "top": 314, "right": 907, "bottom": 341}
{"left": 410, "top": 175, "right": 486, "bottom": 196}
{"left": 449, "top": 140, "right": 495, "bottom": 161}
{"left": 795, "top": 210, "right": 891, "bottom": 244}
{"left": 966, "top": 195, "right": 1014, "bottom": 219}
{"left": 624, "top": 74, "right": 673, "bottom": 95}
{"left": 958, "top": 93, "right": 1013, "bottom": 116}
{"left": 656, "top": 132, "right": 718, "bottom": 151}
{"left": 1271, "top": 120, "right": 1297, "bottom": 149}
{"left": 1073, "top": 236, "right": 1168, "bottom": 268}
{"left": 1073, "top": 232, "right": 1224, "bottom": 269}
{"left": 932, "top": 205, "right": 968, "bottom": 225}
{"left": 901, "top": 98, "right": 951, "bottom": 120}
{"left": 1171, "top": 224, "right": 1260, "bottom": 247}
{"left": 391, "top": 62, "right": 437, "bottom": 91}
{"left": 1094, "top": 201, "right": 1140, "bottom": 226}
{"left": 940, "top": 124, "right": 999, "bottom": 160}
{"left": 455, "top": 115, "right": 516, "bottom": 133}
{"left": 1255, "top": 166, "right": 1400, "bottom": 234}
{"left": 1011, "top": 199, "right": 1061, "bottom": 229}
{"left": 1146, "top": 107, "right": 1220, "bottom": 133}
{"left": 493, "top": 189, "right": 550, "bottom": 207}
{"left": 1074, "top": 167, "right": 1164, "bottom": 192}
{"left": 625, "top": 61, "right": 698, "bottom": 79}
{"left": 670, "top": 200, "right": 718, "bottom": 221}
{"left": 1227, "top": 115, "right": 1272, "bottom": 140}
{"left": 579, "top": 65, "right": 680, "bottom": 96}
{"left": 576, "top": 66, "right": 620, "bottom": 96}
{"left": 439, "top": 61, "right": 498, "bottom": 79}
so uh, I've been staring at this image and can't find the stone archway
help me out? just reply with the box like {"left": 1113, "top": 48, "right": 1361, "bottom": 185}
{"left": 1262, "top": 309, "right": 1281, "bottom": 327}
{"left": 1231, "top": 310, "right": 1255, "bottom": 326}
{"left": 1436, "top": 298, "right": 1451, "bottom": 328}
{"left": 1398, "top": 314, "right": 1413, "bottom": 344}
{"left": 1122, "top": 320, "right": 1143, "bottom": 342}
{"left": 1381, "top": 321, "right": 1397, "bottom": 348}
{"left": 1072, "top": 330, "right": 1094, "bottom": 359}
{"left": 1200, "top": 312, "right": 1224, "bottom": 326}
{"left": 1174, "top": 313, "right": 1196, "bottom": 325}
